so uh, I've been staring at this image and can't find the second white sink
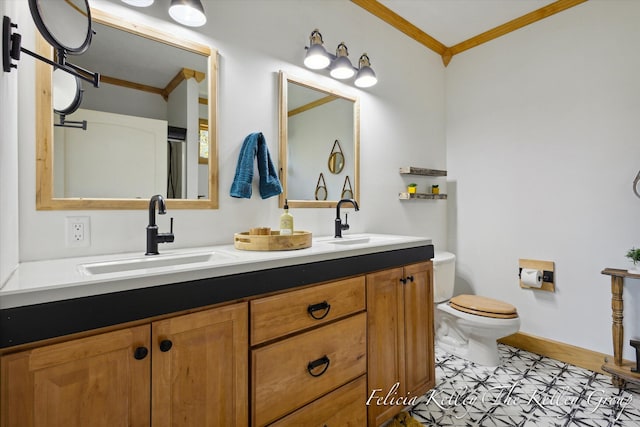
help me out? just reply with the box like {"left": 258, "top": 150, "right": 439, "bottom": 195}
{"left": 316, "top": 234, "right": 400, "bottom": 246}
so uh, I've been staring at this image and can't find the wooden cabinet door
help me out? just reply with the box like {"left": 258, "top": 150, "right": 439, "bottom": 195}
{"left": 366, "top": 267, "right": 405, "bottom": 427}
{"left": 403, "top": 261, "right": 435, "bottom": 397}
{"left": 151, "top": 303, "right": 248, "bottom": 427}
{"left": 1, "top": 325, "right": 151, "bottom": 427}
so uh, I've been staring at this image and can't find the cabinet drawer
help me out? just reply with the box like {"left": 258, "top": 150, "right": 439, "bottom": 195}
{"left": 252, "top": 313, "right": 366, "bottom": 427}
{"left": 269, "top": 375, "right": 366, "bottom": 427}
{"left": 250, "top": 276, "right": 365, "bottom": 345}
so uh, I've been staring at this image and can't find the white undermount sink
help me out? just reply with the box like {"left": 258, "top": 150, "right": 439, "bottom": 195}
{"left": 316, "top": 234, "right": 399, "bottom": 246}
{"left": 80, "top": 251, "right": 231, "bottom": 275}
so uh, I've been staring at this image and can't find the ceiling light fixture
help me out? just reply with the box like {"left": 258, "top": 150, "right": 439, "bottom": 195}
{"left": 168, "top": 0, "right": 207, "bottom": 27}
{"left": 121, "top": 0, "right": 206, "bottom": 27}
{"left": 303, "top": 30, "right": 330, "bottom": 70}
{"left": 329, "top": 42, "right": 355, "bottom": 80}
{"left": 354, "top": 54, "right": 377, "bottom": 88}
{"left": 303, "top": 29, "right": 377, "bottom": 88}
{"left": 121, "top": 0, "right": 154, "bottom": 7}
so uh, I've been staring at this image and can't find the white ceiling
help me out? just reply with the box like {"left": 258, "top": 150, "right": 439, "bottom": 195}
{"left": 378, "top": 0, "right": 557, "bottom": 46}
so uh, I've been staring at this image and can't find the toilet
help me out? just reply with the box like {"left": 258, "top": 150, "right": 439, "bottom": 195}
{"left": 433, "top": 251, "right": 520, "bottom": 366}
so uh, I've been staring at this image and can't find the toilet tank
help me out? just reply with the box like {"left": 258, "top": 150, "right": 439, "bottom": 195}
{"left": 433, "top": 251, "right": 456, "bottom": 303}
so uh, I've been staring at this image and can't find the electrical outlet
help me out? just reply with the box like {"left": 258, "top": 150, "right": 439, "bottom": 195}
{"left": 66, "top": 216, "right": 91, "bottom": 248}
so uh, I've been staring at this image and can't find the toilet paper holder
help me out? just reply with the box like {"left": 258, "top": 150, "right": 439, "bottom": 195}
{"left": 518, "top": 268, "right": 554, "bottom": 283}
{"left": 518, "top": 258, "right": 555, "bottom": 292}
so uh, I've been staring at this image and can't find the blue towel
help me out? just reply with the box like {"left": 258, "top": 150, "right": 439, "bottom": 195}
{"left": 230, "top": 132, "right": 283, "bottom": 199}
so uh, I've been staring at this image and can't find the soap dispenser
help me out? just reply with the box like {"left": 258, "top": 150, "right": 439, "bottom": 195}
{"left": 279, "top": 199, "right": 294, "bottom": 235}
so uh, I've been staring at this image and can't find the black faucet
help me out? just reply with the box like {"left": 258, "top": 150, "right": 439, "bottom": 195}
{"left": 146, "top": 194, "right": 175, "bottom": 255}
{"left": 335, "top": 198, "right": 360, "bottom": 238}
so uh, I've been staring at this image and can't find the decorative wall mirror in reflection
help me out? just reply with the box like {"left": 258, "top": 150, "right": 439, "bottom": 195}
{"left": 278, "top": 72, "right": 360, "bottom": 208}
{"left": 36, "top": 7, "right": 218, "bottom": 209}
{"left": 328, "top": 140, "right": 344, "bottom": 174}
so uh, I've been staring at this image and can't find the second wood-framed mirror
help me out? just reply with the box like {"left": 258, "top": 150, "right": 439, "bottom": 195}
{"left": 278, "top": 72, "right": 360, "bottom": 208}
{"left": 36, "top": 6, "right": 218, "bottom": 209}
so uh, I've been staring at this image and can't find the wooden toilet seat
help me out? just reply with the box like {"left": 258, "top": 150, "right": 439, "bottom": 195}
{"left": 449, "top": 294, "right": 518, "bottom": 319}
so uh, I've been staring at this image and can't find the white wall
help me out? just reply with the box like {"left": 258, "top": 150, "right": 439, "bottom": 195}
{"left": 15, "top": 0, "right": 446, "bottom": 260}
{"left": 0, "top": 0, "right": 20, "bottom": 287}
{"left": 446, "top": 0, "right": 640, "bottom": 360}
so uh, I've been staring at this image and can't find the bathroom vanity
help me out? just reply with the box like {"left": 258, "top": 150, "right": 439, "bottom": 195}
{"left": 0, "top": 234, "right": 434, "bottom": 427}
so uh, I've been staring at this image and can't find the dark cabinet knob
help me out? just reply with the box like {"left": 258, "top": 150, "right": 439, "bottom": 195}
{"left": 133, "top": 346, "right": 148, "bottom": 360}
{"left": 159, "top": 339, "right": 173, "bottom": 352}
{"left": 407, "top": 275, "right": 414, "bottom": 282}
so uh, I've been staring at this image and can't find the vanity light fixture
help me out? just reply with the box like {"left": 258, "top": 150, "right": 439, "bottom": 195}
{"left": 303, "top": 30, "right": 331, "bottom": 70}
{"left": 329, "top": 43, "right": 355, "bottom": 80}
{"left": 303, "top": 29, "right": 377, "bottom": 88}
{"left": 169, "top": 0, "right": 207, "bottom": 27}
{"left": 121, "top": 0, "right": 155, "bottom": 6}
{"left": 121, "top": 0, "right": 206, "bottom": 27}
{"left": 354, "top": 53, "right": 377, "bottom": 88}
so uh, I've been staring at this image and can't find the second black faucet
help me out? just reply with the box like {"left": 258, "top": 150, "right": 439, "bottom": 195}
{"left": 335, "top": 198, "right": 360, "bottom": 238}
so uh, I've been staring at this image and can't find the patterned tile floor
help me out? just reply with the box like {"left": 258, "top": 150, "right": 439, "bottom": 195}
{"left": 410, "top": 344, "right": 640, "bottom": 427}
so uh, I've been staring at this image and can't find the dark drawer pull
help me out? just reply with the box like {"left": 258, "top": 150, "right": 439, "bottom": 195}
{"left": 307, "top": 301, "right": 331, "bottom": 320}
{"left": 307, "top": 355, "right": 330, "bottom": 377}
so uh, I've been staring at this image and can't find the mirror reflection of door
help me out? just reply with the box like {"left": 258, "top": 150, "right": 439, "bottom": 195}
{"left": 52, "top": 19, "right": 210, "bottom": 200}
{"left": 286, "top": 80, "right": 355, "bottom": 201}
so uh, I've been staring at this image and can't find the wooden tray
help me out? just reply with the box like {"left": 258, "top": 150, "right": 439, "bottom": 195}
{"left": 234, "top": 231, "right": 312, "bottom": 251}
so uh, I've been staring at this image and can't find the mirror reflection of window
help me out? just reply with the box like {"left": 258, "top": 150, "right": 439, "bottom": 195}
{"left": 199, "top": 119, "right": 209, "bottom": 163}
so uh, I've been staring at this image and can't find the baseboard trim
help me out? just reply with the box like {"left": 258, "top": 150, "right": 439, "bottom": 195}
{"left": 498, "top": 332, "right": 627, "bottom": 375}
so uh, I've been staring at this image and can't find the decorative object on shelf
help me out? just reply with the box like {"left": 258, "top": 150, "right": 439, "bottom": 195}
{"left": 625, "top": 247, "right": 640, "bottom": 274}
{"left": 341, "top": 176, "right": 353, "bottom": 199}
{"left": 303, "top": 29, "right": 377, "bottom": 88}
{"left": 407, "top": 183, "right": 417, "bottom": 194}
{"left": 431, "top": 185, "right": 439, "bottom": 195}
{"left": 328, "top": 139, "right": 345, "bottom": 174}
{"left": 315, "top": 173, "right": 327, "bottom": 201}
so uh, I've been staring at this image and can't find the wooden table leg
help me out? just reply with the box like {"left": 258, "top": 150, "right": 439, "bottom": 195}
{"left": 611, "top": 275, "right": 624, "bottom": 366}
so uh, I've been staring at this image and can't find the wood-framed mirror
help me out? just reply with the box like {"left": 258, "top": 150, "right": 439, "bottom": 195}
{"left": 278, "top": 71, "right": 360, "bottom": 208}
{"left": 36, "top": 7, "right": 218, "bottom": 209}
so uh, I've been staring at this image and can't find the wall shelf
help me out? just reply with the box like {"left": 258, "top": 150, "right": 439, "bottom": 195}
{"left": 399, "top": 193, "right": 447, "bottom": 200}
{"left": 399, "top": 166, "right": 447, "bottom": 177}
{"left": 399, "top": 166, "right": 447, "bottom": 200}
